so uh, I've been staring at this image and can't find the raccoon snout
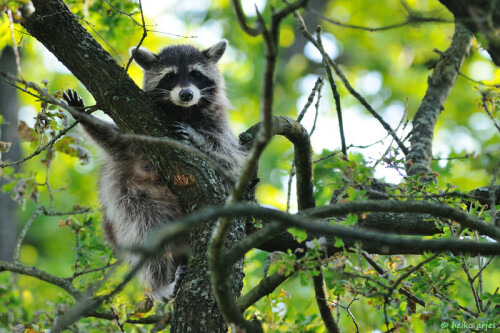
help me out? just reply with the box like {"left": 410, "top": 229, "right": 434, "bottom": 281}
{"left": 179, "top": 89, "right": 194, "bottom": 102}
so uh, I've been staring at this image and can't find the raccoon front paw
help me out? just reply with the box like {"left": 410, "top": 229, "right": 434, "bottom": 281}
{"left": 169, "top": 121, "right": 206, "bottom": 147}
{"left": 62, "top": 89, "right": 85, "bottom": 119}
{"left": 172, "top": 264, "right": 186, "bottom": 295}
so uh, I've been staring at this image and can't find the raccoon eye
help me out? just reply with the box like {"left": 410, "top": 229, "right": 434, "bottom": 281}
{"left": 164, "top": 72, "right": 176, "bottom": 80}
{"left": 189, "top": 70, "right": 203, "bottom": 79}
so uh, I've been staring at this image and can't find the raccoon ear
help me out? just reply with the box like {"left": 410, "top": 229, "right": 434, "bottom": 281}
{"left": 202, "top": 40, "right": 227, "bottom": 63}
{"left": 130, "top": 47, "right": 158, "bottom": 70}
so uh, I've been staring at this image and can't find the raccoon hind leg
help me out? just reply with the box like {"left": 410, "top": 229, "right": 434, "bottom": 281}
{"left": 143, "top": 253, "right": 187, "bottom": 302}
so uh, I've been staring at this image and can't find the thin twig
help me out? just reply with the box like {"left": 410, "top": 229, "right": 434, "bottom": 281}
{"left": 286, "top": 163, "right": 295, "bottom": 213}
{"left": 13, "top": 206, "right": 45, "bottom": 263}
{"left": 387, "top": 253, "right": 440, "bottom": 299}
{"left": 208, "top": 4, "right": 311, "bottom": 330}
{"left": 297, "top": 76, "right": 324, "bottom": 123}
{"left": 433, "top": 289, "right": 478, "bottom": 317}
{"left": 70, "top": 259, "right": 117, "bottom": 281}
{"left": 287, "top": 76, "right": 323, "bottom": 212}
{"left": 472, "top": 255, "right": 495, "bottom": 282}
{"left": 460, "top": 253, "right": 483, "bottom": 313}
{"left": 6, "top": 9, "right": 23, "bottom": 80}
{"left": 315, "top": 10, "right": 452, "bottom": 32}
{"left": 483, "top": 287, "right": 498, "bottom": 313}
{"left": 294, "top": 11, "right": 408, "bottom": 156}
{"left": 13, "top": 205, "right": 91, "bottom": 264}
{"left": 45, "top": 149, "right": 55, "bottom": 211}
{"left": 309, "top": 78, "right": 323, "bottom": 136}
{"left": 0, "top": 260, "right": 81, "bottom": 298}
{"left": 317, "top": 296, "right": 360, "bottom": 333}
{"left": 316, "top": 26, "right": 347, "bottom": 156}
{"left": 121, "top": 0, "right": 147, "bottom": 85}
{"left": 480, "top": 91, "right": 500, "bottom": 133}
{"left": 459, "top": 72, "right": 500, "bottom": 88}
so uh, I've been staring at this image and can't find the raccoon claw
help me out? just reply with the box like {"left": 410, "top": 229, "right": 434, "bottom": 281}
{"left": 169, "top": 121, "right": 190, "bottom": 139}
{"left": 63, "top": 89, "right": 85, "bottom": 120}
{"left": 63, "top": 89, "right": 84, "bottom": 108}
{"left": 169, "top": 121, "right": 205, "bottom": 147}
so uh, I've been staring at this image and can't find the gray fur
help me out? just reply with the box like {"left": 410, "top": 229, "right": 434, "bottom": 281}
{"left": 65, "top": 41, "right": 245, "bottom": 301}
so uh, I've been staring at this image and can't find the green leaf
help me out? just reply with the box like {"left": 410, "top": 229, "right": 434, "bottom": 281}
{"left": 334, "top": 237, "right": 344, "bottom": 248}
{"left": 1, "top": 181, "right": 16, "bottom": 193}
{"left": 288, "top": 227, "right": 308, "bottom": 243}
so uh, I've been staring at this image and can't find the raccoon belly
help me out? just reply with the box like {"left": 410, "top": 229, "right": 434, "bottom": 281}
{"left": 98, "top": 158, "right": 185, "bottom": 299}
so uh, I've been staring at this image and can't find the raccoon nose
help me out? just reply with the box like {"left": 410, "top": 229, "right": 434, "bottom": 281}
{"left": 179, "top": 89, "right": 194, "bottom": 102}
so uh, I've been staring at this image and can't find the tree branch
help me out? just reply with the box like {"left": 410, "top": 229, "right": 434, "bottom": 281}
{"left": 0, "top": 260, "right": 81, "bottom": 298}
{"left": 313, "top": 268, "right": 340, "bottom": 333}
{"left": 406, "top": 22, "right": 473, "bottom": 179}
{"left": 307, "top": 200, "right": 500, "bottom": 241}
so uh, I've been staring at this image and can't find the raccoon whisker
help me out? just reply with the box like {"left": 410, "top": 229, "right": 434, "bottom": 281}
{"left": 199, "top": 85, "right": 217, "bottom": 90}
{"left": 151, "top": 89, "right": 171, "bottom": 97}
{"left": 199, "top": 86, "right": 217, "bottom": 92}
{"left": 200, "top": 95, "right": 217, "bottom": 103}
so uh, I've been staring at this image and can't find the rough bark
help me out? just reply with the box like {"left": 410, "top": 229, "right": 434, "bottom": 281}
{"left": 0, "top": 46, "right": 21, "bottom": 262}
{"left": 21, "top": 1, "right": 244, "bottom": 332}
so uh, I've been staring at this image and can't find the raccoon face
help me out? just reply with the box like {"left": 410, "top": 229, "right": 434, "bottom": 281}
{"left": 131, "top": 41, "right": 227, "bottom": 110}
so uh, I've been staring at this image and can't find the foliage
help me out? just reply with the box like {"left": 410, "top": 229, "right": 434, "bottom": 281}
{"left": 0, "top": 0, "right": 499, "bottom": 332}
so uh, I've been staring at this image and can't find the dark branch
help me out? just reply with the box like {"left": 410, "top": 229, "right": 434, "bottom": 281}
{"left": 231, "top": 0, "right": 264, "bottom": 37}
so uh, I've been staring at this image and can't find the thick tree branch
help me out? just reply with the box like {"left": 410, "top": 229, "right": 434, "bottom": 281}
{"left": 406, "top": 23, "right": 473, "bottom": 178}
{"left": 147, "top": 203, "right": 500, "bottom": 257}
{"left": 307, "top": 200, "right": 500, "bottom": 241}
{"left": 241, "top": 116, "right": 314, "bottom": 210}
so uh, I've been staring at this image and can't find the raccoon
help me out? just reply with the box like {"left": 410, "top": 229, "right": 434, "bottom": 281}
{"left": 63, "top": 40, "right": 245, "bottom": 301}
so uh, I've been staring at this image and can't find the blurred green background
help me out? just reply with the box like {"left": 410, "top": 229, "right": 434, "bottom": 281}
{"left": 1, "top": 0, "right": 499, "bottom": 331}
